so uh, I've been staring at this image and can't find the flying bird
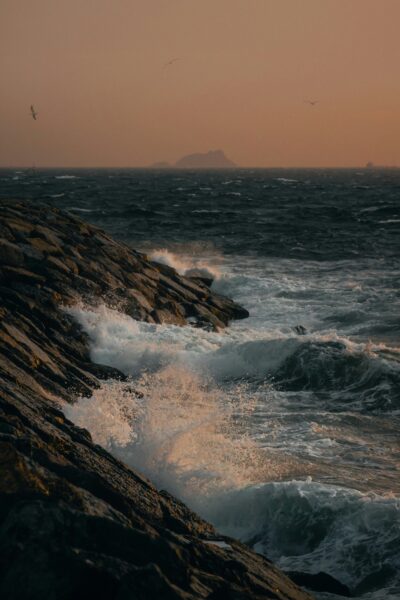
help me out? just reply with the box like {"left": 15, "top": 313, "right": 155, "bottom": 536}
{"left": 304, "top": 100, "right": 319, "bottom": 107}
{"left": 163, "top": 58, "right": 180, "bottom": 70}
{"left": 30, "top": 105, "right": 38, "bottom": 120}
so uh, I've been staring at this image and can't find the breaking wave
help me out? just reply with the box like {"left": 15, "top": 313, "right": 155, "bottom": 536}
{"left": 149, "top": 248, "right": 221, "bottom": 281}
{"left": 203, "top": 480, "right": 400, "bottom": 599}
{"left": 65, "top": 366, "right": 263, "bottom": 499}
{"left": 64, "top": 299, "right": 400, "bottom": 599}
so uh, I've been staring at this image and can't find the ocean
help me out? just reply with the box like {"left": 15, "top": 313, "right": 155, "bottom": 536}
{"left": 2, "top": 167, "right": 400, "bottom": 599}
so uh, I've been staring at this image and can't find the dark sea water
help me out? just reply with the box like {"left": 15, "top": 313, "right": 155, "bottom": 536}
{"left": 2, "top": 168, "right": 400, "bottom": 599}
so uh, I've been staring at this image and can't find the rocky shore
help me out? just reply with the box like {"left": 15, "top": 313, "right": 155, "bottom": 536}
{"left": 0, "top": 199, "right": 312, "bottom": 599}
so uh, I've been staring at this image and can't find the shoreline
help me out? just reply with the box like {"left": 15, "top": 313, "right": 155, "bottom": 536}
{"left": 0, "top": 199, "right": 312, "bottom": 599}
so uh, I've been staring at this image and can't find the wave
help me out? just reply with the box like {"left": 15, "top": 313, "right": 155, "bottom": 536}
{"left": 67, "top": 305, "right": 400, "bottom": 414}
{"left": 275, "top": 177, "right": 299, "bottom": 183}
{"left": 67, "top": 378, "right": 400, "bottom": 596}
{"left": 68, "top": 207, "right": 95, "bottom": 213}
{"left": 272, "top": 338, "right": 400, "bottom": 412}
{"left": 202, "top": 480, "right": 400, "bottom": 597}
{"left": 149, "top": 248, "right": 221, "bottom": 281}
{"left": 203, "top": 336, "right": 400, "bottom": 413}
{"left": 64, "top": 304, "right": 400, "bottom": 598}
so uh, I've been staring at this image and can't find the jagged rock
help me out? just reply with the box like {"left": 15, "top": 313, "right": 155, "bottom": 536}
{"left": 293, "top": 325, "right": 307, "bottom": 336}
{"left": 286, "top": 571, "right": 351, "bottom": 597}
{"left": 175, "top": 150, "right": 237, "bottom": 169}
{"left": 0, "top": 199, "right": 312, "bottom": 600}
{"left": 0, "top": 239, "right": 24, "bottom": 267}
{"left": 188, "top": 275, "right": 214, "bottom": 288}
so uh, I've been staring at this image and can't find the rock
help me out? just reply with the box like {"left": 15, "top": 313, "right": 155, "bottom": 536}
{"left": 29, "top": 236, "right": 62, "bottom": 255}
{"left": 151, "top": 307, "right": 186, "bottom": 326}
{"left": 286, "top": 571, "right": 351, "bottom": 597}
{"left": 175, "top": 150, "right": 237, "bottom": 169}
{"left": 0, "top": 239, "right": 24, "bottom": 267}
{"left": 189, "top": 276, "right": 213, "bottom": 288}
{"left": 293, "top": 325, "right": 308, "bottom": 336}
{"left": 0, "top": 199, "right": 312, "bottom": 600}
{"left": 2, "top": 266, "right": 46, "bottom": 285}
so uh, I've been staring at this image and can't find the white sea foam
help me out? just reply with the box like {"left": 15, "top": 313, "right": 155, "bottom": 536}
{"left": 149, "top": 248, "right": 222, "bottom": 281}
{"left": 66, "top": 303, "right": 398, "bottom": 401}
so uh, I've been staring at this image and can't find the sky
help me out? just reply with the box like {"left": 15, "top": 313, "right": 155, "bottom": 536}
{"left": 0, "top": 0, "right": 399, "bottom": 168}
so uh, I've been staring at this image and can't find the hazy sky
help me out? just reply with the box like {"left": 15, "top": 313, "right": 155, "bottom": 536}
{"left": 1, "top": 0, "right": 399, "bottom": 167}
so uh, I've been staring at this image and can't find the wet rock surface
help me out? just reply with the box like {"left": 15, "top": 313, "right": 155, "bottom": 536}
{"left": 0, "top": 199, "right": 312, "bottom": 599}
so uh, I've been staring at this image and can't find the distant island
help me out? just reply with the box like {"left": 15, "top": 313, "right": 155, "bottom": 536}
{"left": 150, "top": 149, "right": 237, "bottom": 169}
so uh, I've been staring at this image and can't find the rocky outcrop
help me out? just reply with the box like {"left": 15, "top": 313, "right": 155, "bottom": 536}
{"left": 0, "top": 199, "right": 312, "bottom": 599}
{"left": 149, "top": 150, "right": 237, "bottom": 169}
{"left": 0, "top": 199, "right": 248, "bottom": 400}
{"left": 175, "top": 150, "right": 237, "bottom": 169}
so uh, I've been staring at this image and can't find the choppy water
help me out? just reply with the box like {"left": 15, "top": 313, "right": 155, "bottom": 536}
{"left": 2, "top": 168, "right": 400, "bottom": 598}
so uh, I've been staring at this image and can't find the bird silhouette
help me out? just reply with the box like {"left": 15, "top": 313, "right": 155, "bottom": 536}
{"left": 304, "top": 100, "right": 319, "bottom": 107}
{"left": 163, "top": 58, "right": 180, "bottom": 70}
{"left": 30, "top": 105, "right": 38, "bottom": 120}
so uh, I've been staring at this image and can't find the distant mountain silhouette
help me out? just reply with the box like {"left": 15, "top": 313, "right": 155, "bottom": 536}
{"left": 149, "top": 150, "right": 237, "bottom": 169}
{"left": 175, "top": 150, "right": 237, "bottom": 168}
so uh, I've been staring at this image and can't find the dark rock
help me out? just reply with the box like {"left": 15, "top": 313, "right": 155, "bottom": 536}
{"left": 2, "top": 265, "right": 46, "bottom": 285}
{"left": 293, "top": 325, "right": 308, "bottom": 336}
{"left": 187, "top": 273, "right": 214, "bottom": 288}
{"left": 286, "top": 571, "right": 351, "bottom": 596}
{"left": 0, "top": 238, "right": 24, "bottom": 267}
{"left": 175, "top": 150, "right": 237, "bottom": 169}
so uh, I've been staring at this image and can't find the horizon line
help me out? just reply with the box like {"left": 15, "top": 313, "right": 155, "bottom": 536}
{"left": 0, "top": 165, "right": 398, "bottom": 170}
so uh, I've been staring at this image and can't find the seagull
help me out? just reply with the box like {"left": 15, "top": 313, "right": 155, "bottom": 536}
{"left": 304, "top": 100, "right": 319, "bottom": 107}
{"left": 30, "top": 105, "right": 38, "bottom": 120}
{"left": 163, "top": 58, "right": 180, "bottom": 70}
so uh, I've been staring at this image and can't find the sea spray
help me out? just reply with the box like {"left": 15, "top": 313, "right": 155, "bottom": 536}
{"left": 149, "top": 247, "right": 222, "bottom": 282}
{"left": 65, "top": 366, "right": 264, "bottom": 500}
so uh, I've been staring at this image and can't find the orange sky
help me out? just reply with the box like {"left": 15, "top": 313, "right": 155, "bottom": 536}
{"left": 1, "top": 0, "right": 399, "bottom": 167}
